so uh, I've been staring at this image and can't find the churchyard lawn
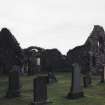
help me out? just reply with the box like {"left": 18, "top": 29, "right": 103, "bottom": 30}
{"left": 0, "top": 73, "right": 105, "bottom": 105}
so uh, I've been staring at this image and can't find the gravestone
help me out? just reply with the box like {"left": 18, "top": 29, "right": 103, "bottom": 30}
{"left": 83, "top": 73, "right": 92, "bottom": 88}
{"left": 31, "top": 75, "right": 49, "bottom": 105}
{"left": 100, "top": 65, "right": 105, "bottom": 83}
{"left": 67, "top": 63, "right": 84, "bottom": 99}
{"left": 48, "top": 71, "right": 57, "bottom": 84}
{"left": 6, "top": 65, "right": 21, "bottom": 98}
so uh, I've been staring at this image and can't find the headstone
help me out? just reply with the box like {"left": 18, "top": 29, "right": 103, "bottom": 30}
{"left": 83, "top": 73, "right": 92, "bottom": 88}
{"left": 6, "top": 65, "right": 21, "bottom": 98}
{"left": 66, "top": 63, "right": 84, "bottom": 99}
{"left": 100, "top": 65, "right": 105, "bottom": 83}
{"left": 31, "top": 76, "right": 49, "bottom": 105}
{"left": 83, "top": 76, "right": 91, "bottom": 88}
{"left": 48, "top": 71, "right": 57, "bottom": 84}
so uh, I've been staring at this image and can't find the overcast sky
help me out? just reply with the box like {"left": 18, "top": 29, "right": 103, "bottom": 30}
{"left": 0, "top": 0, "right": 105, "bottom": 54}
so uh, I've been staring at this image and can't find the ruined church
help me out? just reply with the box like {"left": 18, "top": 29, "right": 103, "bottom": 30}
{"left": 67, "top": 25, "right": 105, "bottom": 74}
{"left": 85, "top": 25, "right": 105, "bottom": 73}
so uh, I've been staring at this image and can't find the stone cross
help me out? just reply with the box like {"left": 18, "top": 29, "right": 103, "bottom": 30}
{"left": 67, "top": 63, "right": 84, "bottom": 99}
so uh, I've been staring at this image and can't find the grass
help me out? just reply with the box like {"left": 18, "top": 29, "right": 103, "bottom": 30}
{"left": 0, "top": 73, "right": 105, "bottom": 105}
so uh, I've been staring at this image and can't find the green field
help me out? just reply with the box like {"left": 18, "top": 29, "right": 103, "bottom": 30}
{"left": 0, "top": 73, "right": 105, "bottom": 105}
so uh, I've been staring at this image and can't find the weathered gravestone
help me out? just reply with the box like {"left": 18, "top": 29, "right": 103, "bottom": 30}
{"left": 6, "top": 65, "right": 21, "bottom": 98}
{"left": 100, "top": 65, "right": 105, "bottom": 83}
{"left": 47, "top": 71, "right": 57, "bottom": 84}
{"left": 83, "top": 72, "right": 92, "bottom": 88}
{"left": 67, "top": 63, "right": 84, "bottom": 99}
{"left": 45, "top": 65, "right": 57, "bottom": 84}
{"left": 31, "top": 75, "right": 49, "bottom": 105}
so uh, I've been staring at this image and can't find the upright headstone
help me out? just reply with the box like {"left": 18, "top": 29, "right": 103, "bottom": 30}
{"left": 83, "top": 72, "right": 92, "bottom": 88}
{"left": 67, "top": 63, "right": 84, "bottom": 99}
{"left": 6, "top": 65, "right": 21, "bottom": 98}
{"left": 31, "top": 76, "right": 49, "bottom": 105}
{"left": 48, "top": 71, "right": 57, "bottom": 84}
{"left": 100, "top": 65, "right": 105, "bottom": 83}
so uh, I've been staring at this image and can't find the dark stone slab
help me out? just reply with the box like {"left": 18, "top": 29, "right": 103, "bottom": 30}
{"left": 31, "top": 76, "right": 49, "bottom": 105}
{"left": 47, "top": 72, "right": 57, "bottom": 84}
{"left": 83, "top": 73, "right": 92, "bottom": 88}
{"left": 6, "top": 65, "right": 21, "bottom": 98}
{"left": 100, "top": 65, "right": 105, "bottom": 83}
{"left": 66, "top": 63, "right": 84, "bottom": 99}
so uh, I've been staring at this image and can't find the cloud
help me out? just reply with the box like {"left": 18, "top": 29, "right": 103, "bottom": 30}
{"left": 0, "top": 0, "right": 105, "bottom": 54}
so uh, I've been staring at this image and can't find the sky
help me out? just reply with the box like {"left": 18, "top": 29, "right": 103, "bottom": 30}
{"left": 0, "top": 0, "right": 105, "bottom": 54}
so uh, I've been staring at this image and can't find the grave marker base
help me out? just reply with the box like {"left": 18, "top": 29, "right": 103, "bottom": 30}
{"left": 66, "top": 92, "right": 84, "bottom": 99}
{"left": 100, "top": 80, "right": 105, "bottom": 83}
{"left": 6, "top": 90, "right": 20, "bottom": 98}
{"left": 31, "top": 99, "right": 51, "bottom": 105}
